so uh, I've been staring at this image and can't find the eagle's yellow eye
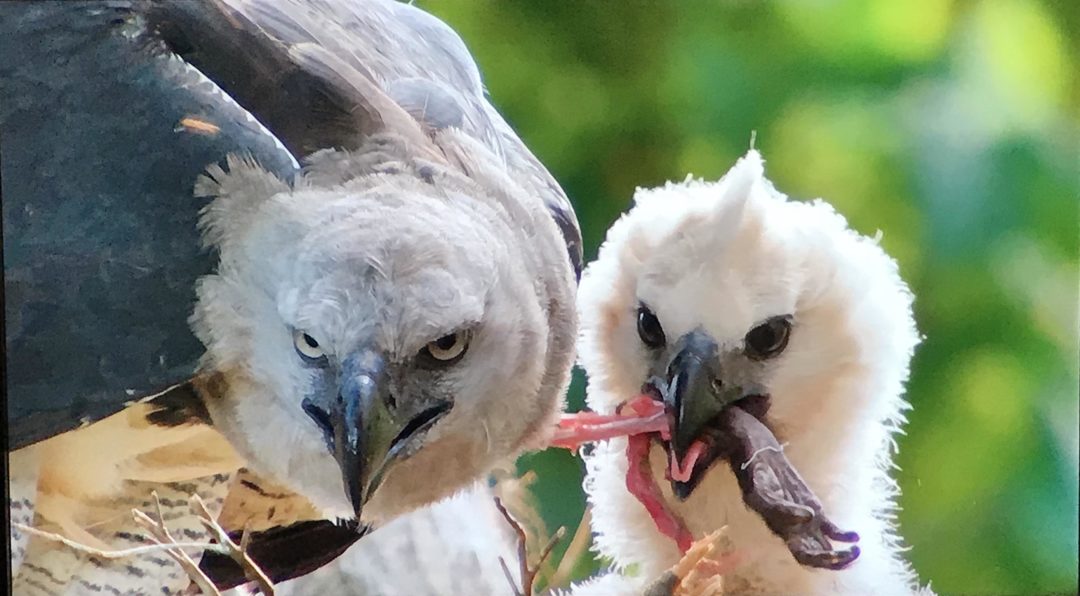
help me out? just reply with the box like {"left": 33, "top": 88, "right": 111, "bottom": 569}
{"left": 422, "top": 331, "right": 470, "bottom": 363}
{"left": 293, "top": 329, "right": 325, "bottom": 360}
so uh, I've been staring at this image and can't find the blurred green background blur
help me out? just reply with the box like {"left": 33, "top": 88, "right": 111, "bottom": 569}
{"left": 422, "top": 2, "right": 1078, "bottom": 594}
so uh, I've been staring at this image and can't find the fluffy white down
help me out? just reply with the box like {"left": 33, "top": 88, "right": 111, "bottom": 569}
{"left": 575, "top": 150, "right": 929, "bottom": 595}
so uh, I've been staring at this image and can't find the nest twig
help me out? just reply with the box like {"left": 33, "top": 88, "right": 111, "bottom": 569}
{"left": 132, "top": 492, "right": 222, "bottom": 596}
{"left": 495, "top": 496, "right": 566, "bottom": 596}
{"left": 13, "top": 521, "right": 217, "bottom": 560}
{"left": 189, "top": 493, "right": 276, "bottom": 595}
{"left": 549, "top": 507, "right": 593, "bottom": 589}
{"left": 15, "top": 489, "right": 276, "bottom": 596}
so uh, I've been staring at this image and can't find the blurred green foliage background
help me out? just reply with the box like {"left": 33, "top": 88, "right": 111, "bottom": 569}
{"left": 422, "top": 1, "right": 1078, "bottom": 593}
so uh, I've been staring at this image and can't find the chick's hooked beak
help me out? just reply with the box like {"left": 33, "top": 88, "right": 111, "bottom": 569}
{"left": 303, "top": 349, "right": 451, "bottom": 518}
{"left": 663, "top": 328, "right": 757, "bottom": 498}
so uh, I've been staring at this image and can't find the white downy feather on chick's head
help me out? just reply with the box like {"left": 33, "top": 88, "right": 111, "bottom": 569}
{"left": 576, "top": 150, "right": 926, "bottom": 594}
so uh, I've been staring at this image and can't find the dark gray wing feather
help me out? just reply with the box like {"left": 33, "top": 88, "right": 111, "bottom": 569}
{"left": 380, "top": 0, "right": 585, "bottom": 277}
{"left": 142, "top": 1, "right": 389, "bottom": 158}
{"left": 1, "top": 3, "right": 299, "bottom": 449}
{"left": 156, "top": 0, "right": 584, "bottom": 277}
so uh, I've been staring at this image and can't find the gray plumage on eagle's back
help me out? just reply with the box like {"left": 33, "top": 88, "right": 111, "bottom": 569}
{"left": 0, "top": 1, "right": 302, "bottom": 449}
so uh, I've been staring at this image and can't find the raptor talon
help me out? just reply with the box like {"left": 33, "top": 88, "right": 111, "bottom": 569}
{"left": 827, "top": 546, "right": 861, "bottom": 570}
{"left": 822, "top": 521, "right": 860, "bottom": 543}
{"left": 791, "top": 544, "right": 861, "bottom": 570}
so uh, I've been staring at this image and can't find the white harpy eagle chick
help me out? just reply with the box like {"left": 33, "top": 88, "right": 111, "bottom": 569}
{"left": 574, "top": 150, "right": 929, "bottom": 594}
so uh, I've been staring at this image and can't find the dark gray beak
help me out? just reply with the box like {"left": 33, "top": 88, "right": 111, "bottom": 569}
{"left": 664, "top": 328, "right": 745, "bottom": 495}
{"left": 302, "top": 349, "right": 450, "bottom": 518}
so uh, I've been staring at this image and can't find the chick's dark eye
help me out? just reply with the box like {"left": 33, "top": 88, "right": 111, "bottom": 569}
{"left": 745, "top": 316, "right": 792, "bottom": 359}
{"left": 637, "top": 306, "right": 665, "bottom": 349}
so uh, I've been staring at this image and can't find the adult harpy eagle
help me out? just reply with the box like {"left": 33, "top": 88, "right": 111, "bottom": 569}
{"left": 567, "top": 150, "right": 932, "bottom": 595}
{"left": 3, "top": 0, "right": 581, "bottom": 591}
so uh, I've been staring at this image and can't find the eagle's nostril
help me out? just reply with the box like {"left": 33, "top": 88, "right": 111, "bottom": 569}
{"left": 388, "top": 401, "right": 452, "bottom": 455}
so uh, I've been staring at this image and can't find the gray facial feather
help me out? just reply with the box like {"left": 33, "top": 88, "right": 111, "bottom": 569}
{"left": 193, "top": 127, "right": 576, "bottom": 523}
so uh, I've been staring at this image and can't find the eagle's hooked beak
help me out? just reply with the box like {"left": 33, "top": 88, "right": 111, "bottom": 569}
{"left": 664, "top": 328, "right": 749, "bottom": 498}
{"left": 304, "top": 349, "right": 450, "bottom": 519}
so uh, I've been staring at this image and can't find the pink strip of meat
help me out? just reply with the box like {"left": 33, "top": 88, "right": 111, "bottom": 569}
{"left": 552, "top": 395, "right": 694, "bottom": 553}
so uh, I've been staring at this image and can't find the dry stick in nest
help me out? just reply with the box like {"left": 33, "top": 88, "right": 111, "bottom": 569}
{"left": 549, "top": 507, "right": 594, "bottom": 589}
{"left": 14, "top": 496, "right": 226, "bottom": 595}
{"left": 12, "top": 523, "right": 223, "bottom": 562}
{"left": 495, "top": 496, "right": 567, "bottom": 596}
{"left": 496, "top": 470, "right": 560, "bottom": 582}
{"left": 188, "top": 493, "right": 276, "bottom": 596}
{"left": 132, "top": 492, "right": 222, "bottom": 596}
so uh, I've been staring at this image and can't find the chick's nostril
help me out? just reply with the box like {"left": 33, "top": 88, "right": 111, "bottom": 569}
{"left": 711, "top": 378, "right": 724, "bottom": 393}
{"left": 302, "top": 398, "right": 335, "bottom": 451}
